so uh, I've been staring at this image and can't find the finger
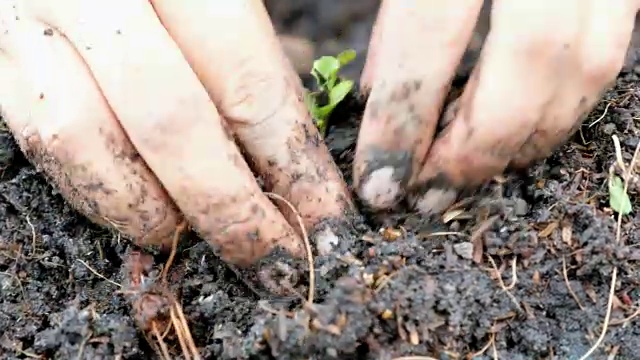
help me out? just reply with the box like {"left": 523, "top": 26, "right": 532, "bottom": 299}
{"left": 412, "top": 0, "right": 583, "bottom": 214}
{"left": 0, "top": 12, "right": 182, "bottom": 246}
{"left": 353, "top": 0, "right": 484, "bottom": 210}
{"left": 278, "top": 34, "right": 314, "bottom": 75}
{"left": 510, "top": 0, "right": 639, "bottom": 168}
{"left": 25, "top": 0, "right": 303, "bottom": 266}
{"left": 149, "top": 0, "right": 354, "bottom": 251}
{"left": 360, "top": 0, "right": 390, "bottom": 90}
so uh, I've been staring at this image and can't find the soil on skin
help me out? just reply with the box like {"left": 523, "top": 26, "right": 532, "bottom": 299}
{"left": 3, "top": 3, "right": 640, "bottom": 360}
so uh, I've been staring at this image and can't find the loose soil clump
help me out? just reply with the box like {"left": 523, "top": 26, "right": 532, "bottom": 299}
{"left": 3, "top": 4, "right": 640, "bottom": 360}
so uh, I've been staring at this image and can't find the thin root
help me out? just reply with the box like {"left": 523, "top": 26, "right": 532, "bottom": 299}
{"left": 487, "top": 255, "right": 521, "bottom": 312}
{"left": 0, "top": 271, "right": 28, "bottom": 308}
{"left": 562, "top": 256, "right": 585, "bottom": 310}
{"left": 470, "top": 333, "right": 494, "bottom": 358}
{"left": 609, "top": 306, "right": 640, "bottom": 326}
{"left": 171, "top": 300, "right": 200, "bottom": 359}
{"left": 151, "top": 321, "right": 172, "bottom": 360}
{"left": 76, "top": 259, "right": 122, "bottom": 288}
{"left": 577, "top": 268, "right": 617, "bottom": 360}
{"left": 588, "top": 101, "right": 612, "bottom": 128}
{"left": 25, "top": 215, "right": 38, "bottom": 258}
{"left": 265, "top": 192, "right": 315, "bottom": 304}
{"left": 578, "top": 140, "right": 640, "bottom": 360}
{"left": 161, "top": 221, "right": 187, "bottom": 283}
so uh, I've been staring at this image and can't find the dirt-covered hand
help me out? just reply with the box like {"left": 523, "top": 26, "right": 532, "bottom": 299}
{"left": 0, "top": 0, "right": 353, "bottom": 266}
{"left": 354, "top": 0, "right": 639, "bottom": 215}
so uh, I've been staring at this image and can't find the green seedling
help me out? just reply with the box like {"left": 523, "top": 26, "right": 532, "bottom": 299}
{"left": 305, "top": 49, "right": 356, "bottom": 135}
{"left": 608, "top": 174, "right": 632, "bottom": 215}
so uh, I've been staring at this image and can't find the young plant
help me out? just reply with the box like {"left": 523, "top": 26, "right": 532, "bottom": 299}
{"left": 609, "top": 174, "right": 632, "bottom": 215}
{"left": 305, "top": 49, "right": 356, "bottom": 135}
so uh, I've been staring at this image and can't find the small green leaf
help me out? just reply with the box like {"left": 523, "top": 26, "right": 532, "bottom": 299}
{"left": 315, "top": 118, "right": 327, "bottom": 135}
{"left": 315, "top": 103, "right": 334, "bottom": 119}
{"left": 306, "top": 50, "right": 357, "bottom": 135}
{"left": 311, "top": 56, "right": 340, "bottom": 88}
{"left": 337, "top": 49, "right": 356, "bottom": 67}
{"left": 304, "top": 92, "right": 316, "bottom": 112}
{"left": 609, "top": 175, "right": 632, "bottom": 215}
{"left": 328, "top": 80, "right": 353, "bottom": 106}
{"left": 310, "top": 69, "right": 324, "bottom": 90}
{"left": 304, "top": 92, "right": 323, "bottom": 120}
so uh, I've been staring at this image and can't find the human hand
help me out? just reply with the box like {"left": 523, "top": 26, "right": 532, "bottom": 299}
{"left": 354, "top": 0, "right": 639, "bottom": 214}
{"left": 0, "top": 0, "right": 353, "bottom": 266}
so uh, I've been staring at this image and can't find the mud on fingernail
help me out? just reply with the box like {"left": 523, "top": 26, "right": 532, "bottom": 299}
{"left": 407, "top": 175, "right": 460, "bottom": 216}
{"left": 357, "top": 148, "right": 413, "bottom": 210}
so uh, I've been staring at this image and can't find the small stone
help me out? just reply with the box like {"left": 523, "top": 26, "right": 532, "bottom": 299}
{"left": 514, "top": 198, "right": 529, "bottom": 216}
{"left": 453, "top": 242, "right": 474, "bottom": 260}
{"left": 326, "top": 347, "right": 338, "bottom": 357}
{"left": 380, "top": 309, "right": 393, "bottom": 320}
{"left": 602, "top": 123, "right": 616, "bottom": 135}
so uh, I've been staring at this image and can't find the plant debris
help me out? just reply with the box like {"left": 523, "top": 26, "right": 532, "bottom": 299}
{"left": 2, "top": 2, "right": 640, "bottom": 359}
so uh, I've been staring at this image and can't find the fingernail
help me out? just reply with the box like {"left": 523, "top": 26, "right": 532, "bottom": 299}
{"left": 357, "top": 149, "right": 412, "bottom": 209}
{"left": 410, "top": 188, "right": 458, "bottom": 215}
{"left": 358, "top": 166, "right": 403, "bottom": 209}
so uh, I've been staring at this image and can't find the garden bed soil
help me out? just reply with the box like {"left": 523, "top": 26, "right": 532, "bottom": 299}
{"left": 3, "top": 2, "right": 640, "bottom": 359}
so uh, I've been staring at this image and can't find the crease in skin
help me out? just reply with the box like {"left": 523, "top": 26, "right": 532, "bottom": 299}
{"left": 23, "top": 0, "right": 310, "bottom": 266}
{"left": 0, "top": 16, "right": 182, "bottom": 247}
{"left": 149, "top": 0, "right": 355, "bottom": 237}
{"left": 182, "top": 191, "right": 304, "bottom": 266}
{"left": 506, "top": 1, "right": 639, "bottom": 170}
{"left": 354, "top": 1, "right": 484, "bottom": 212}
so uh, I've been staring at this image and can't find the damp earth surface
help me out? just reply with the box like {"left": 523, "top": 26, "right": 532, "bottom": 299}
{"left": 3, "top": 2, "right": 640, "bottom": 359}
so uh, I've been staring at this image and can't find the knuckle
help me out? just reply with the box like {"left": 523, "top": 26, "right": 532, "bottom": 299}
{"left": 131, "top": 106, "right": 183, "bottom": 153}
{"left": 18, "top": 124, "right": 70, "bottom": 163}
{"left": 583, "top": 52, "right": 625, "bottom": 86}
{"left": 220, "top": 59, "right": 291, "bottom": 128}
{"left": 519, "top": 36, "right": 570, "bottom": 61}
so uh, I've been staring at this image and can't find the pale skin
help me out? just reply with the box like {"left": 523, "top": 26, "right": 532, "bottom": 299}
{"left": 0, "top": 0, "right": 637, "bottom": 266}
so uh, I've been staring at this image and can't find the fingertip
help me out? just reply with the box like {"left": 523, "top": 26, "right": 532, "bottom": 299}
{"left": 153, "top": 0, "right": 355, "bottom": 234}
{"left": 409, "top": 188, "right": 459, "bottom": 216}
{"left": 357, "top": 166, "right": 404, "bottom": 210}
{"left": 354, "top": 1, "right": 484, "bottom": 210}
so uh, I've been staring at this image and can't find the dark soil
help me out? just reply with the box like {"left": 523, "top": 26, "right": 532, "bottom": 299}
{"left": 3, "top": 2, "right": 640, "bottom": 359}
